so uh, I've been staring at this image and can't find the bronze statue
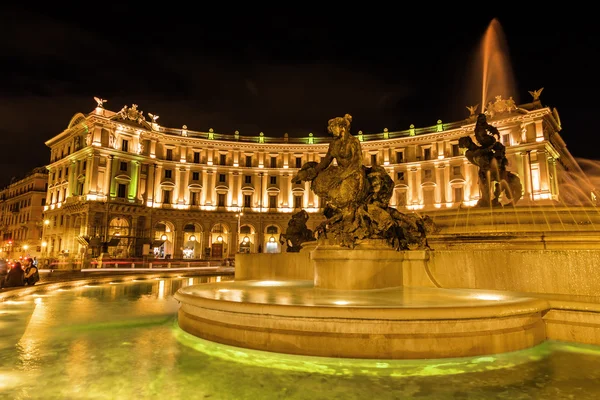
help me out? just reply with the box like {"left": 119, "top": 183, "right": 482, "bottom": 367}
{"left": 292, "top": 114, "right": 436, "bottom": 250}
{"left": 459, "top": 113, "right": 522, "bottom": 207}
{"left": 279, "top": 210, "right": 316, "bottom": 252}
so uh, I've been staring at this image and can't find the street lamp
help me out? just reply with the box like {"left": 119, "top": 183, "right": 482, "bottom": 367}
{"left": 235, "top": 209, "right": 243, "bottom": 251}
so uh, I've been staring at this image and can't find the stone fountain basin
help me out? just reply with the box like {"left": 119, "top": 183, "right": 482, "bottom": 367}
{"left": 175, "top": 281, "right": 551, "bottom": 359}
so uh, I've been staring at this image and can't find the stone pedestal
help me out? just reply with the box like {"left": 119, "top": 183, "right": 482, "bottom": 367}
{"left": 311, "top": 239, "right": 404, "bottom": 290}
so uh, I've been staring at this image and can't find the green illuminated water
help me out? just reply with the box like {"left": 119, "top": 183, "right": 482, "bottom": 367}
{"left": 1, "top": 277, "right": 600, "bottom": 399}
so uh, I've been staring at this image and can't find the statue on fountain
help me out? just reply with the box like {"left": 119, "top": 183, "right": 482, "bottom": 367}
{"left": 459, "top": 113, "right": 523, "bottom": 207}
{"left": 279, "top": 210, "right": 316, "bottom": 252}
{"left": 292, "top": 114, "right": 436, "bottom": 250}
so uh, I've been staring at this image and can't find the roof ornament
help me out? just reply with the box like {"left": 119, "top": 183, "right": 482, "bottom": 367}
{"left": 94, "top": 97, "right": 107, "bottom": 108}
{"left": 484, "top": 95, "right": 517, "bottom": 118}
{"left": 528, "top": 87, "right": 544, "bottom": 102}
{"left": 116, "top": 104, "right": 147, "bottom": 124}
{"left": 466, "top": 104, "right": 479, "bottom": 117}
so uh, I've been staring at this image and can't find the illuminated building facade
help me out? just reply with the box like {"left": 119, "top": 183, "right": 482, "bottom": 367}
{"left": 39, "top": 95, "right": 587, "bottom": 262}
{"left": 0, "top": 167, "right": 49, "bottom": 260}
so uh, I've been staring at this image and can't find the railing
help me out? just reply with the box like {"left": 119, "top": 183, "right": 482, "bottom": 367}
{"left": 41, "top": 257, "right": 229, "bottom": 270}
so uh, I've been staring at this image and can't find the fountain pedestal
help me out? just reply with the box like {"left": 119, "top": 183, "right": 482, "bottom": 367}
{"left": 312, "top": 239, "right": 404, "bottom": 290}
{"left": 311, "top": 239, "right": 436, "bottom": 290}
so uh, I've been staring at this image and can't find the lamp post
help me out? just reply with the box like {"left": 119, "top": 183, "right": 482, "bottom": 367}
{"left": 235, "top": 209, "right": 243, "bottom": 252}
{"left": 258, "top": 172, "right": 264, "bottom": 253}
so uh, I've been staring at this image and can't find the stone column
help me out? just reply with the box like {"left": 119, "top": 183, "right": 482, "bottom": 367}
{"left": 88, "top": 152, "right": 101, "bottom": 195}
{"left": 538, "top": 150, "right": 550, "bottom": 195}
{"left": 173, "top": 220, "right": 183, "bottom": 259}
{"left": 130, "top": 161, "right": 140, "bottom": 201}
{"left": 435, "top": 164, "right": 444, "bottom": 204}
{"left": 68, "top": 160, "right": 77, "bottom": 197}
{"left": 415, "top": 167, "right": 423, "bottom": 205}
{"left": 208, "top": 171, "right": 216, "bottom": 205}
{"left": 154, "top": 165, "right": 163, "bottom": 203}
{"left": 522, "top": 151, "right": 533, "bottom": 201}
{"left": 443, "top": 161, "right": 451, "bottom": 204}
{"left": 201, "top": 170, "right": 208, "bottom": 205}
{"left": 146, "top": 163, "right": 156, "bottom": 204}
{"left": 104, "top": 155, "right": 114, "bottom": 198}
{"left": 183, "top": 167, "right": 191, "bottom": 205}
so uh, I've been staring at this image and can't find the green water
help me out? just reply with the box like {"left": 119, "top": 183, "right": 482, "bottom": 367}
{"left": 1, "top": 277, "right": 600, "bottom": 399}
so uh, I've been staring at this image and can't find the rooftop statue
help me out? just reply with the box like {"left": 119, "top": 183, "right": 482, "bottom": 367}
{"left": 466, "top": 104, "right": 479, "bottom": 117}
{"left": 459, "top": 113, "right": 523, "bottom": 207}
{"left": 279, "top": 210, "right": 316, "bottom": 252}
{"left": 94, "top": 97, "right": 107, "bottom": 108}
{"left": 528, "top": 87, "right": 544, "bottom": 101}
{"left": 292, "top": 114, "right": 436, "bottom": 250}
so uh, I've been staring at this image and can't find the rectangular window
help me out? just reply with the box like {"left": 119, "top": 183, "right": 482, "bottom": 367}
{"left": 193, "top": 152, "right": 200, "bottom": 163}
{"left": 192, "top": 172, "right": 199, "bottom": 181}
{"left": 424, "top": 169, "right": 432, "bottom": 179}
{"left": 163, "top": 190, "right": 171, "bottom": 204}
{"left": 218, "top": 193, "right": 226, "bottom": 207}
{"left": 82, "top": 161, "right": 87, "bottom": 170}
{"left": 454, "top": 187, "right": 464, "bottom": 203}
{"left": 295, "top": 157, "right": 302, "bottom": 168}
{"left": 244, "top": 175, "right": 252, "bottom": 184}
{"left": 120, "top": 162, "right": 127, "bottom": 171}
{"left": 220, "top": 154, "right": 227, "bottom": 165}
{"left": 452, "top": 144, "right": 460, "bottom": 157}
{"left": 244, "top": 194, "right": 252, "bottom": 208}
{"left": 294, "top": 196, "right": 302, "bottom": 209}
{"left": 245, "top": 155, "right": 252, "bottom": 167}
{"left": 122, "top": 140, "right": 129, "bottom": 152}
{"left": 270, "top": 156, "right": 277, "bottom": 168}
{"left": 424, "top": 148, "right": 431, "bottom": 160}
{"left": 191, "top": 192, "right": 198, "bottom": 206}
{"left": 219, "top": 174, "right": 226, "bottom": 183}
{"left": 166, "top": 148, "right": 173, "bottom": 161}
{"left": 371, "top": 154, "right": 377, "bottom": 165}
{"left": 269, "top": 195, "right": 277, "bottom": 209}
{"left": 397, "top": 172, "right": 404, "bottom": 180}
{"left": 501, "top": 134, "right": 510, "bottom": 146}
{"left": 453, "top": 166, "right": 461, "bottom": 175}
{"left": 165, "top": 169, "right": 172, "bottom": 179}
{"left": 270, "top": 176, "right": 277, "bottom": 185}
{"left": 395, "top": 151, "right": 403, "bottom": 163}
{"left": 117, "top": 183, "right": 127, "bottom": 198}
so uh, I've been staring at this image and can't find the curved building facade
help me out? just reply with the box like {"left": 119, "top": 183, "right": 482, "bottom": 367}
{"left": 39, "top": 96, "right": 588, "bottom": 262}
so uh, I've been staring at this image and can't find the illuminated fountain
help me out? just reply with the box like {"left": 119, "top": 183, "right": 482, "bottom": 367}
{"left": 175, "top": 19, "right": 600, "bottom": 360}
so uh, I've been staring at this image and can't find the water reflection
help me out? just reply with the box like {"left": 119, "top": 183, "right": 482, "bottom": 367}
{"left": 1, "top": 276, "right": 600, "bottom": 399}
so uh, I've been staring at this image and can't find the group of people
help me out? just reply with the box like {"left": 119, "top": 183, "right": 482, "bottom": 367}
{"left": 1, "top": 257, "right": 39, "bottom": 289}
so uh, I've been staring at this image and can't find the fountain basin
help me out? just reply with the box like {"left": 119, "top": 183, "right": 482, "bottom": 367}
{"left": 175, "top": 282, "right": 548, "bottom": 359}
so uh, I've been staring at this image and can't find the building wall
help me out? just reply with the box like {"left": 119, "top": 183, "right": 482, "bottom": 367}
{"left": 0, "top": 167, "right": 49, "bottom": 260}
{"left": 28, "top": 101, "right": 588, "bottom": 263}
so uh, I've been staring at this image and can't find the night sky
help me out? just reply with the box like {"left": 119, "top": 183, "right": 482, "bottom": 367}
{"left": 1, "top": 7, "right": 598, "bottom": 188}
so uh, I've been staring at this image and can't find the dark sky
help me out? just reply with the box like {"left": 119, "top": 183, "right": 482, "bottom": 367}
{"left": 1, "top": 7, "right": 598, "bottom": 188}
